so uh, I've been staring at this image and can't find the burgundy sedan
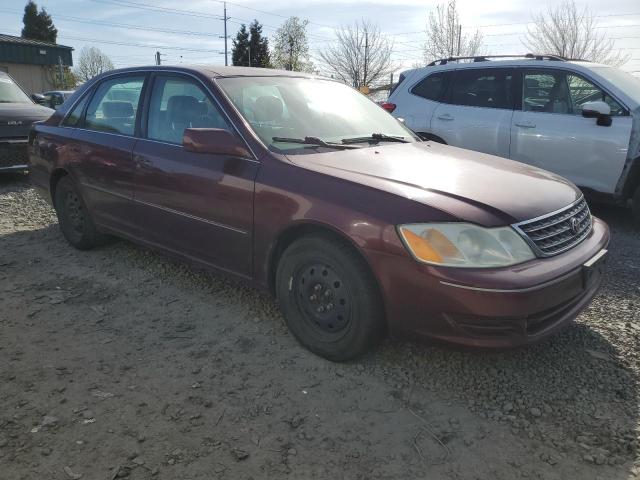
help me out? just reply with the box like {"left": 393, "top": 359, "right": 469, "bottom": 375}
{"left": 28, "top": 66, "right": 609, "bottom": 361}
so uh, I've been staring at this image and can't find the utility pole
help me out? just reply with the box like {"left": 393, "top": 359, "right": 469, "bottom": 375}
{"left": 57, "top": 56, "right": 64, "bottom": 88}
{"left": 223, "top": 1, "right": 228, "bottom": 66}
{"left": 248, "top": 44, "right": 251, "bottom": 67}
{"left": 456, "top": 24, "right": 462, "bottom": 56}
{"left": 155, "top": 51, "right": 161, "bottom": 66}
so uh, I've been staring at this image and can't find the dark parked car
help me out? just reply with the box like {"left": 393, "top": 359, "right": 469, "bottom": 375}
{"left": 0, "top": 71, "right": 53, "bottom": 172}
{"left": 28, "top": 66, "right": 609, "bottom": 361}
{"left": 38, "top": 90, "right": 75, "bottom": 110}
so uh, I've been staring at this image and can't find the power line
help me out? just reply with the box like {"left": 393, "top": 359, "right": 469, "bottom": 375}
{"left": 0, "top": 8, "right": 224, "bottom": 37}
{"left": 57, "top": 35, "right": 225, "bottom": 54}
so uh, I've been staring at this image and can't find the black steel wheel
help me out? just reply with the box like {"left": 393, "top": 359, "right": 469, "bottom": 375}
{"left": 54, "top": 176, "right": 109, "bottom": 250}
{"left": 633, "top": 185, "right": 640, "bottom": 227}
{"left": 276, "top": 234, "right": 385, "bottom": 361}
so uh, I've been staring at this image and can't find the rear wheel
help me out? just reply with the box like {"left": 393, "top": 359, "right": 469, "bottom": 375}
{"left": 633, "top": 185, "right": 640, "bottom": 227}
{"left": 275, "top": 235, "right": 385, "bottom": 362}
{"left": 53, "top": 176, "right": 109, "bottom": 249}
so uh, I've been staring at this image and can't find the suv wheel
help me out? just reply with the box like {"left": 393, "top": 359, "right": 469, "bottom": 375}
{"left": 54, "top": 176, "right": 109, "bottom": 249}
{"left": 275, "top": 235, "right": 385, "bottom": 362}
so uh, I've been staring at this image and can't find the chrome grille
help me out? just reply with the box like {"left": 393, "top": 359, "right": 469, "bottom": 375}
{"left": 514, "top": 197, "right": 592, "bottom": 257}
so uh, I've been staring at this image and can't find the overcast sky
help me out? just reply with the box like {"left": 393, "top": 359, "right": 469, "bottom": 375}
{"left": 0, "top": 0, "right": 639, "bottom": 75}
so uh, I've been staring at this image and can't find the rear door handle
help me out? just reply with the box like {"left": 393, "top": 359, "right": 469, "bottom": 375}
{"left": 437, "top": 113, "right": 454, "bottom": 121}
{"left": 515, "top": 121, "right": 536, "bottom": 128}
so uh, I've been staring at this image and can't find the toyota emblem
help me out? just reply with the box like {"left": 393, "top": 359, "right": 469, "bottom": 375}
{"left": 570, "top": 217, "right": 580, "bottom": 234}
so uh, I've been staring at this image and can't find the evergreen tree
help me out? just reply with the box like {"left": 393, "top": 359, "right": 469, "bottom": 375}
{"left": 248, "top": 20, "right": 270, "bottom": 68}
{"left": 232, "top": 24, "right": 250, "bottom": 67}
{"left": 21, "top": 1, "right": 57, "bottom": 43}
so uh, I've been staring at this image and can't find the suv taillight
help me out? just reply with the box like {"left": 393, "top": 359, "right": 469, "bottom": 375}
{"left": 380, "top": 102, "right": 396, "bottom": 113}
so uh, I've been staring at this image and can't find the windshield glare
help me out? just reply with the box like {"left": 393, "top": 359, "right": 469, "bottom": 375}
{"left": 217, "top": 76, "right": 417, "bottom": 153}
{"left": 0, "top": 76, "right": 32, "bottom": 104}
{"left": 590, "top": 67, "right": 640, "bottom": 106}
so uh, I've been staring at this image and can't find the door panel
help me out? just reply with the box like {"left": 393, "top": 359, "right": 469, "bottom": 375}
{"left": 73, "top": 130, "right": 138, "bottom": 232}
{"left": 430, "top": 68, "right": 515, "bottom": 158}
{"left": 133, "top": 74, "right": 258, "bottom": 277}
{"left": 511, "top": 69, "right": 632, "bottom": 194}
{"left": 510, "top": 111, "right": 632, "bottom": 193}
{"left": 72, "top": 75, "right": 146, "bottom": 233}
{"left": 133, "top": 141, "right": 258, "bottom": 276}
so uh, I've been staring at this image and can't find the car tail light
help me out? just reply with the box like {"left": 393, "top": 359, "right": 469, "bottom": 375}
{"left": 380, "top": 102, "right": 396, "bottom": 113}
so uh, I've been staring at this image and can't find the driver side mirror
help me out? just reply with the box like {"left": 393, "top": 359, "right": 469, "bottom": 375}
{"left": 581, "top": 101, "right": 612, "bottom": 127}
{"left": 31, "top": 93, "right": 47, "bottom": 106}
{"left": 183, "top": 128, "right": 251, "bottom": 157}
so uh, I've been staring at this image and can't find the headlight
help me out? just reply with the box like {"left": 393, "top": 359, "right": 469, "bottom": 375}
{"left": 398, "top": 223, "right": 535, "bottom": 268}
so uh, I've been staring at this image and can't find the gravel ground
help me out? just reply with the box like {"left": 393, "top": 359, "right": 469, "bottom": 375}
{"left": 1, "top": 172, "right": 639, "bottom": 480}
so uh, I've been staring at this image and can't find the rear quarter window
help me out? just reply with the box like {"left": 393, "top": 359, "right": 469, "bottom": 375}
{"left": 410, "top": 72, "right": 451, "bottom": 102}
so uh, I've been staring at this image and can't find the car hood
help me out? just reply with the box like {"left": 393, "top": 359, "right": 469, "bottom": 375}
{"left": 286, "top": 141, "right": 582, "bottom": 226}
{"left": 0, "top": 103, "right": 53, "bottom": 123}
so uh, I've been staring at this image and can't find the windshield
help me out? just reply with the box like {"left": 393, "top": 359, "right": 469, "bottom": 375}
{"left": 590, "top": 67, "right": 640, "bottom": 106}
{"left": 0, "top": 76, "right": 32, "bottom": 104}
{"left": 216, "top": 76, "right": 417, "bottom": 153}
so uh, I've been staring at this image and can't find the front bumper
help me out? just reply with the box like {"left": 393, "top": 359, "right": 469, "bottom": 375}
{"left": 369, "top": 217, "right": 610, "bottom": 347}
{"left": 0, "top": 138, "right": 28, "bottom": 172}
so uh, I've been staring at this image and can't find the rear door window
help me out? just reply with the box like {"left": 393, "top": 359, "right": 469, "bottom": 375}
{"left": 450, "top": 68, "right": 513, "bottom": 109}
{"left": 411, "top": 72, "right": 450, "bottom": 102}
{"left": 85, "top": 76, "right": 145, "bottom": 136}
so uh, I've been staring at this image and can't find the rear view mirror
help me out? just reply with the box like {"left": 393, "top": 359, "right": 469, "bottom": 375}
{"left": 183, "top": 128, "right": 251, "bottom": 157}
{"left": 582, "top": 101, "right": 612, "bottom": 127}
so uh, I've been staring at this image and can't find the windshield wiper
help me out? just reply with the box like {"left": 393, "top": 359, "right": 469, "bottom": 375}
{"left": 272, "top": 136, "right": 360, "bottom": 150}
{"left": 341, "top": 133, "right": 409, "bottom": 145}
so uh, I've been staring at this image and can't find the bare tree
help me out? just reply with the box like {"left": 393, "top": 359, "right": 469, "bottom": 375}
{"left": 74, "top": 47, "right": 114, "bottom": 82}
{"left": 319, "top": 20, "right": 394, "bottom": 89}
{"left": 524, "top": 0, "right": 629, "bottom": 66}
{"left": 423, "top": 0, "right": 483, "bottom": 64}
{"left": 272, "top": 17, "right": 314, "bottom": 73}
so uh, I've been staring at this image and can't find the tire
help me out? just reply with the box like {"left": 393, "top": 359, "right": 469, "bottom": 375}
{"left": 53, "top": 176, "right": 108, "bottom": 250}
{"left": 633, "top": 185, "right": 640, "bottom": 227}
{"left": 275, "top": 235, "right": 386, "bottom": 362}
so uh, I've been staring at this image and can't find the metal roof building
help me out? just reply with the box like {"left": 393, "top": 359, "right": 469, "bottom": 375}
{"left": 0, "top": 33, "right": 73, "bottom": 94}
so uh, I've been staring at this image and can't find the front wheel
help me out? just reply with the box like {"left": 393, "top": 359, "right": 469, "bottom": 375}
{"left": 275, "top": 235, "right": 386, "bottom": 362}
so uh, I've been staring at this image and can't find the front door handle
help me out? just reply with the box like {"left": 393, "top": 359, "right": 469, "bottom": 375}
{"left": 437, "top": 113, "right": 454, "bottom": 121}
{"left": 515, "top": 121, "right": 536, "bottom": 128}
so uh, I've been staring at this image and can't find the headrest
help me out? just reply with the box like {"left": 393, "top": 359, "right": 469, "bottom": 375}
{"left": 102, "top": 101, "right": 134, "bottom": 118}
{"left": 167, "top": 95, "right": 207, "bottom": 123}
{"left": 525, "top": 78, "right": 539, "bottom": 88}
{"left": 254, "top": 95, "right": 283, "bottom": 123}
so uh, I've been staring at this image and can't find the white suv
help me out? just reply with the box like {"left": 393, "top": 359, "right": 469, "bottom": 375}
{"left": 385, "top": 55, "right": 640, "bottom": 223}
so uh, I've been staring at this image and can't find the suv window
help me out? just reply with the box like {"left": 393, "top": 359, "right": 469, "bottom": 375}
{"left": 85, "top": 76, "right": 144, "bottom": 136}
{"left": 450, "top": 69, "right": 513, "bottom": 109}
{"left": 523, "top": 71, "right": 569, "bottom": 114}
{"left": 523, "top": 70, "right": 625, "bottom": 116}
{"left": 411, "top": 72, "right": 450, "bottom": 101}
{"left": 566, "top": 73, "right": 626, "bottom": 116}
{"left": 147, "top": 75, "right": 231, "bottom": 145}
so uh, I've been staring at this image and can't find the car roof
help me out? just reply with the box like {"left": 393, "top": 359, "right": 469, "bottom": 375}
{"left": 102, "top": 65, "right": 323, "bottom": 79}
{"left": 402, "top": 58, "right": 610, "bottom": 76}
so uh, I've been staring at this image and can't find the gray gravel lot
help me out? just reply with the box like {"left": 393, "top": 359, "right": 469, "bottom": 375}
{"left": 1, "top": 173, "right": 639, "bottom": 480}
